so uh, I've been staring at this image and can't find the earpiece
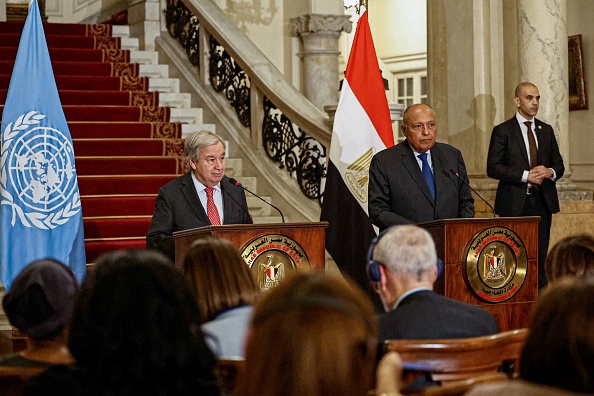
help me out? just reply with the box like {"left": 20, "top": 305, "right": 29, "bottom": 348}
{"left": 366, "top": 227, "right": 444, "bottom": 284}
{"left": 366, "top": 232, "right": 383, "bottom": 284}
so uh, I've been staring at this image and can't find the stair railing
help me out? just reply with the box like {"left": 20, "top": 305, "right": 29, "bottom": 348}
{"left": 164, "top": 0, "right": 331, "bottom": 202}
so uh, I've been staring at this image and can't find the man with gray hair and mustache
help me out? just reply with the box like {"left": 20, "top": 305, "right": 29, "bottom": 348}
{"left": 369, "top": 224, "right": 498, "bottom": 342}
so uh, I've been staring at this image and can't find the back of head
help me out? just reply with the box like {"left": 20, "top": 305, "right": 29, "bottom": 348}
{"left": 68, "top": 250, "right": 219, "bottom": 396}
{"left": 520, "top": 278, "right": 594, "bottom": 393}
{"left": 2, "top": 258, "right": 78, "bottom": 340}
{"left": 239, "top": 271, "right": 377, "bottom": 396}
{"left": 183, "top": 236, "right": 259, "bottom": 323}
{"left": 374, "top": 225, "right": 437, "bottom": 281}
{"left": 545, "top": 233, "right": 594, "bottom": 283}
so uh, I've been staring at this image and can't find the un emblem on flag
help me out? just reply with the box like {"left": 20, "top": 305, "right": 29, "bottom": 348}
{"left": 1, "top": 111, "right": 81, "bottom": 229}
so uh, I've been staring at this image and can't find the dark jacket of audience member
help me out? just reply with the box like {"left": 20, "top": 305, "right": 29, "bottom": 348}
{"left": 0, "top": 258, "right": 78, "bottom": 368}
{"left": 520, "top": 278, "right": 594, "bottom": 393}
{"left": 26, "top": 250, "right": 220, "bottom": 396}
{"left": 545, "top": 233, "right": 594, "bottom": 283}
{"left": 183, "top": 236, "right": 260, "bottom": 357}
{"left": 238, "top": 271, "right": 378, "bottom": 396}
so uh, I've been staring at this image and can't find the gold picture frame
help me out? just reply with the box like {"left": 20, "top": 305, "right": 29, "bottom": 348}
{"left": 568, "top": 34, "right": 588, "bottom": 111}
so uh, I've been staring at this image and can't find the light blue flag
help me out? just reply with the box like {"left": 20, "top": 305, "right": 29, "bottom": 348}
{"left": 0, "top": 0, "right": 86, "bottom": 290}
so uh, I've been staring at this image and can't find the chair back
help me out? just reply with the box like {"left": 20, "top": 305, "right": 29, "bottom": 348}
{"left": 384, "top": 328, "right": 528, "bottom": 384}
{"left": 0, "top": 366, "right": 45, "bottom": 396}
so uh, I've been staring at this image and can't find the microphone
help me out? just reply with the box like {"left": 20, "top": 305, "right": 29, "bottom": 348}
{"left": 228, "top": 178, "right": 285, "bottom": 223}
{"left": 448, "top": 169, "right": 495, "bottom": 217}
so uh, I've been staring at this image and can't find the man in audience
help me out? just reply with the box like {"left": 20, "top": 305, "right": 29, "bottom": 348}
{"left": 146, "top": 130, "right": 252, "bottom": 259}
{"left": 0, "top": 258, "right": 78, "bottom": 368}
{"left": 369, "top": 225, "right": 498, "bottom": 341}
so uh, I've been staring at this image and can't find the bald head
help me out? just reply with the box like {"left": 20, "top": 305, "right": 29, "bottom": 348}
{"left": 514, "top": 82, "right": 538, "bottom": 98}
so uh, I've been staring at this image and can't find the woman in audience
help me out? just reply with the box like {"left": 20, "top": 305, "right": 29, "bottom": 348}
{"left": 0, "top": 258, "right": 78, "bottom": 368}
{"left": 237, "top": 271, "right": 379, "bottom": 396}
{"left": 27, "top": 250, "right": 220, "bottom": 396}
{"left": 466, "top": 277, "right": 594, "bottom": 395}
{"left": 520, "top": 277, "right": 594, "bottom": 393}
{"left": 545, "top": 233, "right": 594, "bottom": 284}
{"left": 183, "top": 236, "right": 260, "bottom": 357}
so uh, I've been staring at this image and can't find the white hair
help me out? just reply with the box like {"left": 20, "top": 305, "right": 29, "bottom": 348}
{"left": 184, "top": 130, "right": 225, "bottom": 168}
{"left": 373, "top": 225, "right": 437, "bottom": 281}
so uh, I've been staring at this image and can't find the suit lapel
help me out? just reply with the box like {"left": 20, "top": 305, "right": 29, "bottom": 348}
{"left": 221, "top": 177, "right": 233, "bottom": 223}
{"left": 431, "top": 145, "right": 448, "bottom": 203}
{"left": 180, "top": 173, "right": 210, "bottom": 224}
{"left": 511, "top": 118, "right": 530, "bottom": 168}
{"left": 401, "top": 141, "right": 435, "bottom": 206}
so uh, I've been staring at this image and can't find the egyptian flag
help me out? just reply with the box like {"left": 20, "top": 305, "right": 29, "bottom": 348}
{"left": 320, "top": 11, "right": 393, "bottom": 307}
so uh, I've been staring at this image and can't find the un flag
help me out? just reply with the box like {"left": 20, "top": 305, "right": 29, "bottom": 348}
{"left": 0, "top": 0, "right": 86, "bottom": 290}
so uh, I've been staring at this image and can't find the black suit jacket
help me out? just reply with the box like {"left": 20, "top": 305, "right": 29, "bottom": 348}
{"left": 146, "top": 173, "right": 252, "bottom": 258}
{"left": 368, "top": 141, "right": 474, "bottom": 231}
{"left": 487, "top": 117, "right": 564, "bottom": 215}
{"left": 378, "top": 290, "right": 499, "bottom": 342}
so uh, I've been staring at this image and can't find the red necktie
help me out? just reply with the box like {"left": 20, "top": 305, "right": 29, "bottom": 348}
{"left": 524, "top": 121, "right": 538, "bottom": 168}
{"left": 205, "top": 187, "right": 221, "bottom": 225}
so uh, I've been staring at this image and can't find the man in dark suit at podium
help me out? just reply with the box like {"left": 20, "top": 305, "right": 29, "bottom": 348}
{"left": 368, "top": 104, "right": 474, "bottom": 232}
{"left": 369, "top": 225, "right": 498, "bottom": 342}
{"left": 487, "top": 82, "right": 565, "bottom": 289}
{"left": 147, "top": 130, "right": 252, "bottom": 259}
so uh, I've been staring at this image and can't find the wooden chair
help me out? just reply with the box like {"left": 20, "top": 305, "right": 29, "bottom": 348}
{"left": 408, "top": 372, "right": 509, "bottom": 396}
{"left": 384, "top": 328, "right": 529, "bottom": 385}
{"left": 0, "top": 367, "right": 45, "bottom": 396}
{"left": 215, "top": 358, "right": 245, "bottom": 396}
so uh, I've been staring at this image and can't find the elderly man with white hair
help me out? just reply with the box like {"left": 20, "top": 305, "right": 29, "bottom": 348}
{"left": 368, "top": 224, "right": 498, "bottom": 342}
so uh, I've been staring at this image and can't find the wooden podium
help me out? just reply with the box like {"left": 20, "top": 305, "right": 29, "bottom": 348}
{"left": 418, "top": 217, "right": 539, "bottom": 331}
{"left": 173, "top": 222, "right": 328, "bottom": 271}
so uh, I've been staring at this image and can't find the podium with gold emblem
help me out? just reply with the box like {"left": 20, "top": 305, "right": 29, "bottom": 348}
{"left": 173, "top": 222, "right": 328, "bottom": 291}
{"left": 418, "top": 217, "right": 539, "bottom": 331}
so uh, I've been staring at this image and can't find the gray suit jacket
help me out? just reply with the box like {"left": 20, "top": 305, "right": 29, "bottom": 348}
{"left": 146, "top": 173, "right": 252, "bottom": 258}
{"left": 487, "top": 117, "right": 564, "bottom": 215}
{"left": 368, "top": 140, "right": 474, "bottom": 231}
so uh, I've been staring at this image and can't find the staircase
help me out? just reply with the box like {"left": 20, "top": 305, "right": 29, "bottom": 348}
{"left": 0, "top": 21, "right": 281, "bottom": 265}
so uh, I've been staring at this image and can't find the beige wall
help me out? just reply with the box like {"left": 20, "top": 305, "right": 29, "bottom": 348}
{"left": 369, "top": 0, "right": 426, "bottom": 59}
{"left": 567, "top": 0, "right": 594, "bottom": 190}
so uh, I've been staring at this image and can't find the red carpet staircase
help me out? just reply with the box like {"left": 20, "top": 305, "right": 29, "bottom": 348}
{"left": 0, "top": 21, "right": 198, "bottom": 264}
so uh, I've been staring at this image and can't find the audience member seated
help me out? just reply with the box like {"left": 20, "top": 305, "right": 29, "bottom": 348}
{"left": 0, "top": 258, "right": 78, "bottom": 368}
{"left": 545, "top": 233, "right": 594, "bottom": 284}
{"left": 25, "top": 250, "right": 220, "bottom": 396}
{"left": 465, "top": 277, "right": 594, "bottom": 395}
{"left": 237, "top": 271, "right": 378, "bottom": 396}
{"left": 369, "top": 225, "right": 498, "bottom": 390}
{"left": 369, "top": 225, "right": 498, "bottom": 341}
{"left": 183, "top": 236, "right": 260, "bottom": 358}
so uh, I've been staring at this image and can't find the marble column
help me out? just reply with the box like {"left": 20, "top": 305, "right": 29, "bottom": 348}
{"left": 428, "top": 0, "right": 505, "bottom": 186}
{"left": 517, "top": 0, "right": 571, "bottom": 180}
{"left": 290, "top": 14, "right": 352, "bottom": 111}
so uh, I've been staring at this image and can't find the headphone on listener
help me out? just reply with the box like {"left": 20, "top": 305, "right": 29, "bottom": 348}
{"left": 366, "top": 226, "right": 444, "bottom": 284}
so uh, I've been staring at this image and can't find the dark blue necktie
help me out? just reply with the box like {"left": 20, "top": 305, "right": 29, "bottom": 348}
{"left": 418, "top": 153, "right": 435, "bottom": 200}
